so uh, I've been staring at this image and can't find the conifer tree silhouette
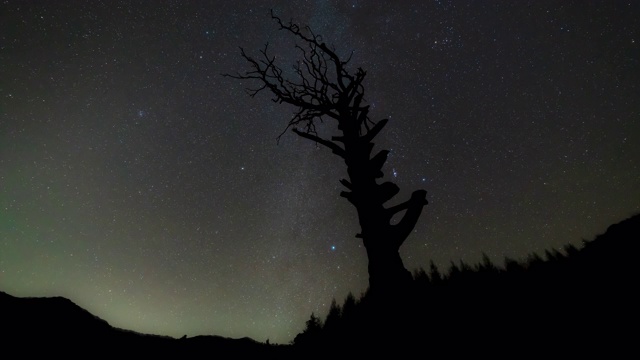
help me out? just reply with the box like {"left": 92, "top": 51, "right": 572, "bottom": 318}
{"left": 226, "top": 11, "right": 428, "bottom": 297}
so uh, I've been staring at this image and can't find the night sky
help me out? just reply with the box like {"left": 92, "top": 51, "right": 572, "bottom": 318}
{"left": 1, "top": 0, "right": 638, "bottom": 344}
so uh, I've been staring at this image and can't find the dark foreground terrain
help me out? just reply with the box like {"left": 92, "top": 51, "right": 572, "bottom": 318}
{"left": 0, "top": 290, "right": 294, "bottom": 357}
{"left": 2, "top": 214, "right": 638, "bottom": 357}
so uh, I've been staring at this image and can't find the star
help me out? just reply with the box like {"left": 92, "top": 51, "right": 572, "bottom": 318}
{"left": 2, "top": 0, "right": 637, "bottom": 346}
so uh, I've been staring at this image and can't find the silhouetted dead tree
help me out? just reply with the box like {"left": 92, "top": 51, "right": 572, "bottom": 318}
{"left": 226, "top": 11, "right": 428, "bottom": 297}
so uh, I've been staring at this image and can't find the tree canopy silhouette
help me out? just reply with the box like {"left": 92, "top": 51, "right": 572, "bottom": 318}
{"left": 226, "top": 11, "right": 428, "bottom": 297}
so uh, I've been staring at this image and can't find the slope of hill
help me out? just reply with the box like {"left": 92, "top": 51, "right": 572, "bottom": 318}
{"left": 2, "top": 213, "right": 637, "bottom": 356}
{"left": 293, "top": 213, "right": 640, "bottom": 356}
{"left": 0, "top": 291, "right": 291, "bottom": 357}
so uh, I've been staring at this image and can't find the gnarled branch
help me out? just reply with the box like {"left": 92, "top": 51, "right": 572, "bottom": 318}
{"left": 223, "top": 10, "right": 380, "bottom": 142}
{"left": 292, "top": 128, "right": 346, "bottom": 158}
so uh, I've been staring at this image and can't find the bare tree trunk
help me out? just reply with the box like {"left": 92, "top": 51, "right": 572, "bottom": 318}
{"left": 340, "top": 124, "right": 426, "bottom": 296}
{"left": 227, "top": 11, "right": 428, "bottom": 297}
{"left": 363, "top": 229, "right": 414, "bottom": 295}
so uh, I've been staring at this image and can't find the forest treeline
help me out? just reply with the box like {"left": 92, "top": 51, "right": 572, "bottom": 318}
{"left": 292, "top": 213, "right": 639, "bottom": 355}
{"left": 2, "top": 214, "right": 636, "bottom": 357}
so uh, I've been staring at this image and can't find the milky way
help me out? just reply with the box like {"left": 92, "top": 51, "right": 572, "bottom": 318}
{"left": 1, "top": 1, "right": 638, "bottom": 343}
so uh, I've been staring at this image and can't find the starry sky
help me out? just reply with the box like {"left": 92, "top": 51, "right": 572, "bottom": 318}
{"left": 1, "top": 0, "right": 638, "bottom": 344}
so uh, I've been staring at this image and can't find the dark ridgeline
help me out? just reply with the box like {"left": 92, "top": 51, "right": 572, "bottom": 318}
{"left": 2, "top": 213, "right": 636, "bottom": 356}
{"left": 3, "top": 9, "right": 636, "bottom": 358}
{"left": 292, "top": 213, "right": 639, "bottom": 356}
{"left": 224, "top": 11, "right": 638, "bottom": 357}
{"left": 0, "top": 290, "right": 292, "bottom": 357}
{"left": 226, "top": 10, "right": 427, "bottom": 302}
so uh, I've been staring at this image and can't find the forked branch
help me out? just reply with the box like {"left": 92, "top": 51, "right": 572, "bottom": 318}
{"left": 224, "top": 10, "right": 381, "bottom": 143}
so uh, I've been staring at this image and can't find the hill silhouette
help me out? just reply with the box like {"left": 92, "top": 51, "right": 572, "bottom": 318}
{"left": 2, "top": 213, "right": 637, "bottom": 356}
{"left": 293, "top": 213, "right": 639, "bottom": 356}
{"left": 0, "top": 291, "right": 292, "bottom": 357}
